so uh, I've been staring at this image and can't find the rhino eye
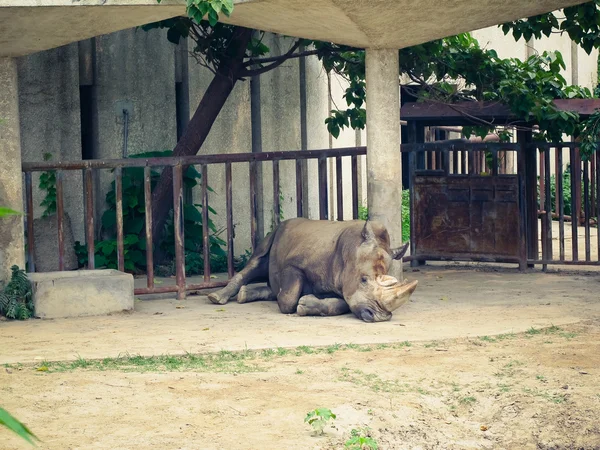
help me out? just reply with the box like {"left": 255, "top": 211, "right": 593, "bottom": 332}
{"left": 361, "top": 276, "right": 368, "bottom": 283}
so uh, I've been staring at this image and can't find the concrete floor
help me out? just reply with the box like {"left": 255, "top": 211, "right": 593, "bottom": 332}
{"left": 2, "top": 265, "right": 598, "bottom": 365}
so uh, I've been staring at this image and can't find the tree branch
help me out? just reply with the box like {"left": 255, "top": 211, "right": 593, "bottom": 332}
{"left": 244, "top": 48, "right": 321, "bottom": 66}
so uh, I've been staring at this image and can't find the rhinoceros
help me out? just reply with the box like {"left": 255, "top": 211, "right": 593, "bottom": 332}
{"left": 207, "top": 218, "right": 418, "bottom": 322}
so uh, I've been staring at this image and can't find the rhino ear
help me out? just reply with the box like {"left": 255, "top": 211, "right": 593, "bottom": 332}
{"left": 391, "top": 242, "right": 410, "bottom": 260}
{"left": 361, "top": 220, "right": 376, "bottom": 243}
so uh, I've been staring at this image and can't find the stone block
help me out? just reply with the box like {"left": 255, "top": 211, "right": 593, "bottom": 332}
{"left": 33, "top": 213, "right": 79, "bottom": 272}
{"left": 29, "top": 269, "right": 134, "bottom": 319}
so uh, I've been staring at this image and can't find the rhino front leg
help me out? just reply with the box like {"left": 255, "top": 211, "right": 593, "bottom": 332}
{"left": 296, "top": 295, "right": 350, "bottom": 317}
{"left": 237, "top": 285, "right": 276, "bottom": 303}
{"left": 276, "top": 268, "right": 305, "bottom": 314}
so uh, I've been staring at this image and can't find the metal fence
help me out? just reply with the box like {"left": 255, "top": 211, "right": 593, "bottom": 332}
{"left": 532, "top": 142, "right": 599, "bottom": 268}
{"left": 21, "top": 141, "right": 600, "bottom": 300}
{"left": 22, "top": 147, "right": 366, "bottom": 298}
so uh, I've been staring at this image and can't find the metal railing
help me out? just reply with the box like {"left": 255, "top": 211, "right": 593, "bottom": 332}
{"left": 22, "top": 147, "right": 367, "bottom": 298}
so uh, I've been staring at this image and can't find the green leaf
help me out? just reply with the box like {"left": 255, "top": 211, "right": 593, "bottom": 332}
{"left": 0, "top": 207, "right": 21, "bottom": 218}
{"left": 0, "top": 407, "right": 39, "bottom": 445}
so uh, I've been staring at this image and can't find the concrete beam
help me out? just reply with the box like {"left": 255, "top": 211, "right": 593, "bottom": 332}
{"left": 0, "top": 0, "right": 589, "bottom": 57}
{"left": 0, "top": 57, "right": 25, "bottom": 283}
{"left": 365, "top": 48, "right": 403, "bottom": 248}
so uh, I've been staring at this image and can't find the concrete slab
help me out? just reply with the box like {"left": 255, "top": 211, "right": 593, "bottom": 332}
{"left": 0, "top": 1, "right": 588, "bottom": 57}
{"left": 2, "top": 265, "right": 598, "bottom": 365}
{"left": 29, "top": 269, "right": 134, "bottom": 319}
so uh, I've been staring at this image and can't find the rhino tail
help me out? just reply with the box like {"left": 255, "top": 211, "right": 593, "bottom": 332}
{"left": 207, "top": 224, "right": 279, "bottom": 305}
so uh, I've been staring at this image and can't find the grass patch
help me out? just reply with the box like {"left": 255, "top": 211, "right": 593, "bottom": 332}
{"left": 459, "top": 396, "right": 477, "bottom": 405}
{"left": 25, "top": 341, "right": 416, "bottom": 375}
{"left": 522, "top": 387, "right": 566, "bottom": 404}
{"left": 480, "top": 336, "right": 497, "bottom": 343}
{"left": 339, "top": 368, "right": 432, "bottom": 395}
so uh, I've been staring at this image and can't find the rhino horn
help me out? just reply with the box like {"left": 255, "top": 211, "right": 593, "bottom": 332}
{"left": 381, "top": 279, "right": 418, "bottom": 313}
{"left": 391, "top": 242, "right": 410, "bottom": 260}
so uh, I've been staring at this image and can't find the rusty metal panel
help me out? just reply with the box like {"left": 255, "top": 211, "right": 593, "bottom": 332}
{"left": 413, "top": 175, "right": 521, "bottom": 260}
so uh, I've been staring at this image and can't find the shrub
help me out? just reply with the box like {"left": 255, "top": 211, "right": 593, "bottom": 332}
{"left": 75, "top": 150, "right": 228, "bottom": 274}
{"left": 0, "top": 266, "right": 33, "bottom": 320}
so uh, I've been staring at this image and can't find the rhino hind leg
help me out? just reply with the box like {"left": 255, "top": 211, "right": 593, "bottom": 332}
{"left": 207, "top": 254, "right": 269, "bottom": 305}
{"left": 296, "top": 295, "right": 350, "bottom": 317}
{"left": 237, "top": 285, "right": 276, "bottom": 304}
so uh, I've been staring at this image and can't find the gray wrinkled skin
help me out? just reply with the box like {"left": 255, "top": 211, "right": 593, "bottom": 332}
{"left": 208, "top": 218, "right": 418, "bottom": 322}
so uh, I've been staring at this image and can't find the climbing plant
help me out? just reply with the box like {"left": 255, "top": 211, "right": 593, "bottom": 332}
{"left": 74, "top": 151, "right": 229, "bottom": 275}
{"left": 39, "top": 153, "right": 57, "bottom": 217}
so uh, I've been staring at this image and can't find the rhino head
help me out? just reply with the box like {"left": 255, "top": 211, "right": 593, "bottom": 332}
{"left": 342, "top": 221, "right": 418, "bottom": 322}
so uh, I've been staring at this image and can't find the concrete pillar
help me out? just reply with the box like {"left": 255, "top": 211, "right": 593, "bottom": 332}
{"left": 0, "top": 57, "right": 25, "bottom": 283}
{"left": 365, "top": 49, "right": 403, "bottom": 248}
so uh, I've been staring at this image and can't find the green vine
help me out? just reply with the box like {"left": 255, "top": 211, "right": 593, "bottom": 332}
{"left": 39, "top": 153, "right": 57, "bottom": 217}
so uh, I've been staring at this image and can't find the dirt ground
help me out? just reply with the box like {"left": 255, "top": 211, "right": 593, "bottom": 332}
{"left": 2, "top": 265, "right": 600, "bottom": 449}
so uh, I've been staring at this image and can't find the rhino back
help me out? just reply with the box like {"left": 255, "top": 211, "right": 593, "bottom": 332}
{"left": 267, "top": 218, "right": 385, "bottom": 296}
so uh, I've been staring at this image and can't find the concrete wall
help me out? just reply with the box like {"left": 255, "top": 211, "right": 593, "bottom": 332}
{"left": 0, "top": 57, "right": 25, "bottom": 283}
{"left": 94, "top": 28, "right": 177, "bottom": 159}
{"left": 188, "top": 41, "right": 253, "bottom": 255}
{"left": 17, "top": 43, "right": 85, "bottom": 241}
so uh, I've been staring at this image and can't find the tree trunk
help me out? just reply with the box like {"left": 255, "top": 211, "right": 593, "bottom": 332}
{"left": 150, "top": 27, "right": 252, "bottom": 261}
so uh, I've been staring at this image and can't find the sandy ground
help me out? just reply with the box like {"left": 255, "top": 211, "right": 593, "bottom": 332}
{"left": 2, "top": 265, "right": 600, "bottom": 450}
{"left": 1, "top": 265, "right": 599, "bottom": 365}
{"left": 2, "top": 321, "right": 600, "bottom": 450}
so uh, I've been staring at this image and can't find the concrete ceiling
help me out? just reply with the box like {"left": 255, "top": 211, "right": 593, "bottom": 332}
{"left": 0, "top": 0, "right": 590, "bottom": 57}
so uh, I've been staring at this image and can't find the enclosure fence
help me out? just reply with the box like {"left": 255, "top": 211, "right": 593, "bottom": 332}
{"left": 21, "top": 141, "right": 600, "bottom": 299}
{"left": 22, "top": 147, "right": 366, "bottom": 299}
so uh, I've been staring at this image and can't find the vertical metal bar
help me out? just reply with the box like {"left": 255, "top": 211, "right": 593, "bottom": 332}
{"left": 409, "top": 150, "right": 417, "bottom": 266}
{"left": 116, "top": 167, "right": 125, "bottom": 273}
{"left": 351, "top": 155, "right": 359, "bottom": 220}
{"left": 555, "top": 150, "right": 560, "bottom": 218}
{"left": 540, "top": 154, "right": 547, "bottom": 267}
{"left": 172, "top": 164, "right": 186, "bottom": 300}
{"left": 318, "top": 156, "right": 328, "bottom": 220}
{"left": 520, "top": 131, "right": 537, "bottom": 266}
{"left": 575, "top": 148, "right": 582, "bottom": 226}
{"left": 249, "top": 161, "right": 258, "bottom": 251}
{"left": 557, "top": 148, "right": 565, "bottom": 261}
{"left": 56, "top": 171, "right": 65, "bottom": 271}
{"left": 25, "top": 172, "right": 35, "bottom": 273}
{"left": 143, "top": 166, "right": 153, "bottom": 286}
{"left": 468, "top": 150, "right": 475, "bottom": 176}
{"left": 295, "top": 159, "right": 303, "bottom": 218}
{"left": 596, "top": 145, "right": 600, "bottom": 261}
{"left": 570, "top": 146, "right": 579, "bottom": 261}
{"left": 273, "top": 159, "right": 281, "bottom": 227}
{"left": 539, "top": 150, "right": 546, "bottom": 210}
{"left": 597, "top": 147, "right": 600, "bottom": 262}
{"left": 491, "top": 150, "right": 498, "bottom": 176}
{"left": 84, "top": 168, "right": 95, "bottom": 270}
{"left": 584, "top": 160, "right": 591, "bottom": 262}
{"left": 336, "top": 156, "right": 343, "bottom": 220}
{"left": 517, "top": 146, "right": 527, "bottom": 270}
{"left": 591, "top": 155, "right": 596, "bottom": 219}
{"left": 202, "top": 164, "right": 211, "bottom": 283}
{"left": 544, "top": 146, "right": 552, "bottom": 270}
{"left": 452, "top": 149, "right": 458, "bottom": 174}
{"left": 225, "top": 162, "right": 234, "bottom": 278}
{"left": 461, "top": 150, "right": 467, "bottom": 175}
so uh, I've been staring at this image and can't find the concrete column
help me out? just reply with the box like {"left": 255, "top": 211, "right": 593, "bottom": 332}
{"left": 365, "top": 48, "right": 403, "bottom": 248}
{"left": 0, "top": 57, "right": 25, "bottom": 283}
